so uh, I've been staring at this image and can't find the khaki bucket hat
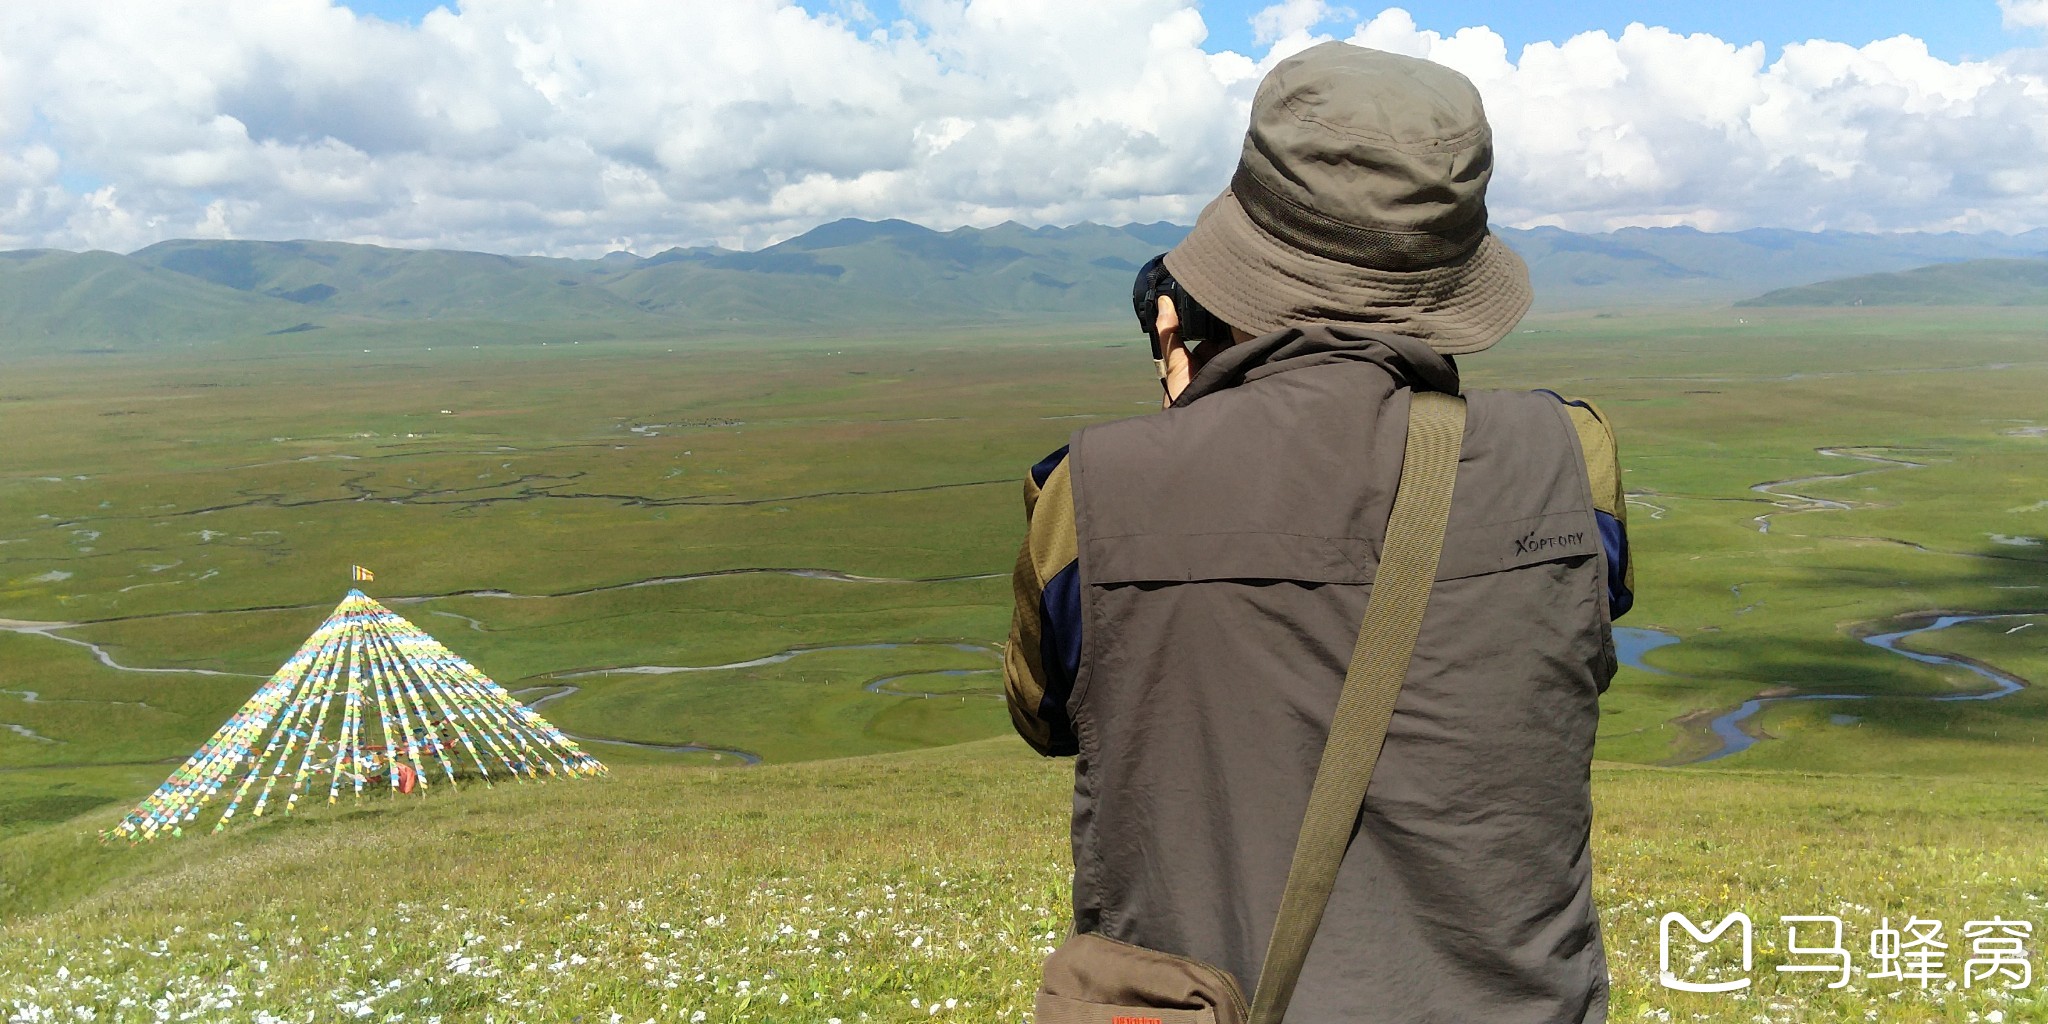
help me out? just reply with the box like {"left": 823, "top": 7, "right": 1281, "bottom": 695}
{"left": 1163, "top": 41, "right": 1531, "bottom": 355}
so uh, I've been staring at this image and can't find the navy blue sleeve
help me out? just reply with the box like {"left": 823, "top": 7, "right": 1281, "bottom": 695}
{"left": 1540, "top": 390, "right": 1633, "bottom": 620}
{"left": 1037, "top": 560, "right": 1082, "bottom": 744}
{"left": 1031, "top": 445, "right": 1070, "bottom": 488}
{"left": 1595, "top": 509, "right": 1632, "bottom": 619}
{"left": 1021, "top": 443, "right": 1081, "bottom": 753}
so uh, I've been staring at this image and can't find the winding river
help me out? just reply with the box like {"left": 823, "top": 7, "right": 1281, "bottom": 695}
{"left": 1, "top": 580, "right": 1008, "bottom": 769}
{"left": 513, "top": 641, "right": 1003, "bottom": 764}
{"left": 556, "top": 640, "right": 996, "bottom": 678}
{"left": 1750, "top": 448, "right": 1926, "bottom": 534}
{"left": 6, "top": 561, "right": 2032, "bottom": 770}
{"left": 1613, "top": 627, "right": 1680, "bottom": 675}
{"left": 1620, "top": 614, "right": 2039, "bottom": 764}
{"left": 863, "top": 668, "right": 1001, "bottom": 698}
{"left": 507, "top": 685, "right": 763, "bottom": 765}
{"left": 0, "top": 566, "right": 1001, "bottom": 634}
{"left": 0, "top": 618, "right": 263, "bottom": 678}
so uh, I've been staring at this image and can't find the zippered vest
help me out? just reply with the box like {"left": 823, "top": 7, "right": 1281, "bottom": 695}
{"left": 1065, "top": 325, "right": 1614, "bottom": 1024}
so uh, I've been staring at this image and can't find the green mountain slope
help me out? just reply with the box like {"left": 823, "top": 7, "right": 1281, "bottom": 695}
{"left": 0, "top": 221, "right": 1190, "bottom": 351}
{"left": 1500, "top": 226, "right": 2048, "bottom": 308}
{"left": 606, "top": 218, "right": 1169, "bottom": 326}
{"left": 1737, "top": 258, "right": 2048, "bottom": 307}
{"left": 0, "top": 249, "right": 305, "bottom": 345}
{"left": 4, "top": 222, "right": 2046, "bottom": 351}
{"left": 130, "top": 238, "right": 656, "bottom": 322}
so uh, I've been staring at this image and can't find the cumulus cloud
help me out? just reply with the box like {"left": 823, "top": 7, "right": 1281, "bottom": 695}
{"left": 1341, "top": 10, "right": 2048, "bottom": 233}
{"left": 0, "top": 0, "right": 2044, "bottom": 254}
{"left": 1250, "top": 0, "right": 1349, "bottom": 46}
{"left": 2003, "top": 0, "right": 2048, "bottom": 30}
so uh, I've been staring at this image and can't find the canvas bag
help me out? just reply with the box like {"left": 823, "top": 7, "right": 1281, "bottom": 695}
{"left": 1033, "top": 391, "right": 1468, "bottom": 1024}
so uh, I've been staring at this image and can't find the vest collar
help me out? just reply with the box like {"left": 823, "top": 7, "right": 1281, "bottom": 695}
{"left": 1170, "top": 324, "right": 1462, "bottom": 408}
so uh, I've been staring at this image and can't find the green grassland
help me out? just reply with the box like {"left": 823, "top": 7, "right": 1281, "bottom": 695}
{"left": 5, "top": 744, "right": 2048, "bottom": 1023}
{"left": 2, "top": 305, "right": 2046, "bottom": 1020}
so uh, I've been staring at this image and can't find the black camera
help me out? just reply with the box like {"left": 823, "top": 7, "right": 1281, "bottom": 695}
{"left": 1132, "top": 253, "right": 1233, "bottom": 369}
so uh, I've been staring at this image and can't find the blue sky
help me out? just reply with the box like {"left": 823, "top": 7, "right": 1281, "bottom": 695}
{"left": 342, "top": 0, "right": 2030, "bottom": 62}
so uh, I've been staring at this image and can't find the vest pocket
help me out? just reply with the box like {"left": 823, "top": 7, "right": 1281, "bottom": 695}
{"left": 1035, "top": 931, "right": 1248, "bottom": 1024}
{"left": 1034, "top": 991, "right": 1219, "bottom": 1024}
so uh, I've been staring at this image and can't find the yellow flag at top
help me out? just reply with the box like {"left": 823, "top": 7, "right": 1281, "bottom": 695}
{"left": 351, "top": 565, "right": 375, "bottom": 582}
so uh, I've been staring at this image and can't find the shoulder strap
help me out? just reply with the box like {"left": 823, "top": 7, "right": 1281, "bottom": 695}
{"left": 1247, "top": 390, "right": 1467, "bottom": 1024}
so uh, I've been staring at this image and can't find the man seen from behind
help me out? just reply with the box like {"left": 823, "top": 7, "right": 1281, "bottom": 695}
{"left": 1005, "top": 42, "right": 1632, "bottom": 1023}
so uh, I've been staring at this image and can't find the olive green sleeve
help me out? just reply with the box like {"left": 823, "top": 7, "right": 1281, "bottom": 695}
{"left": 1563, "top": 401, "right": 1633, "bottom": 603}
{"left": 1004, "top": 460, "right": 1079, "bottom": 756}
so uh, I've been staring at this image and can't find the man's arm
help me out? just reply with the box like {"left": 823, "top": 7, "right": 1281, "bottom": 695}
{"left": 1004, "top": 446, "right": 1082, "bottom": 756}
{"left": 1547, "top": 394, "right": 1634, "bottom": 619}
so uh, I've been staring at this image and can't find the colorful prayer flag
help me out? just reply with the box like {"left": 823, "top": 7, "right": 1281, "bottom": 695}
{"left": 105, "top": 590, "right": 604, "bottom": 843}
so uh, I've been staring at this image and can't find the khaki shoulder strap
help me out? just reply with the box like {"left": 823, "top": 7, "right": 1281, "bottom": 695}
{"left": 1247, "top": 390, "right": 1467, "bottom": 1024}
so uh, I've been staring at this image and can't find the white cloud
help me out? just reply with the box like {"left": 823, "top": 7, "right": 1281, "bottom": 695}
{"left": 2003, "top": 0, "right": 2048, "bottom": 30}
{"left": 0, "top": 1, "right": 2044, "bottom": 254}
{"left": 1250, "top": 0, "right": 1348, "bottom": 47}
{"left": 1340, "top": 9, "right": 2048, "bottom": 232}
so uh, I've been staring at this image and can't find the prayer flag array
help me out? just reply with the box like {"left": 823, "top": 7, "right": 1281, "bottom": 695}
{"left": 108, "top": 589, "right": 604, "bottom": 842}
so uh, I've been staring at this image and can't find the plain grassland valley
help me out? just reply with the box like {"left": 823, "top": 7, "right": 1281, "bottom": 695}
{"left": 1, "top": 307, "right": 2046, "bottom": 1023}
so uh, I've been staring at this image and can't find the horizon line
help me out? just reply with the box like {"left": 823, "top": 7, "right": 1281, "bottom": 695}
{"left": 6, "top": 218, "right": 2047, "bottom": 262}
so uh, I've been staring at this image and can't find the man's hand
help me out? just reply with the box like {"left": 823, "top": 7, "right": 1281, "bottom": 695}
{"left": 1155, "top": 295, "right": 1250, "bottom": 407}
{"left": 1155, "top": 294, "right": 1198, "bottom": 408}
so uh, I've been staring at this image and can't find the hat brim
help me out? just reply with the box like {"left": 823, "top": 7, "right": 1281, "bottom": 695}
{"left": 1163, "top": 188, "right": 1533, "bottom": 356}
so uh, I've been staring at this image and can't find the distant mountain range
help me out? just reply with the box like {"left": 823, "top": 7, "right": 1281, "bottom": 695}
{"left": 1738, "top": 258, "right": 2048, "bottom": 307}
{"left": 3, "top": 220, "right": 2045, "bottom": 350}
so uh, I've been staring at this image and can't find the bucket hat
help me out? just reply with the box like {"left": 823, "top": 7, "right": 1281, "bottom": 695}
{"left": 1163, "top": 41, "right": 1531, "bottom": 355}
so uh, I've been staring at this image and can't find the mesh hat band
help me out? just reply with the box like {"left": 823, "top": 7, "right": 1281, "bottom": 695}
{"left": 1230, "top": 165, "right": 1489, "bottom": 272}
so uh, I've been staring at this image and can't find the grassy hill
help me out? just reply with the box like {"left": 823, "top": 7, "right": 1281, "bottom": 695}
{"left": 5, "top": 740, "right": 2048, "bottom": 1023}
{"left": 0, "top": 249, "right": 299, "bottom": 346}
{"left": 1505, "top": 226, "right": 2048, "bottom": 308}
{"left": 605, "top": 219, "right": 1171, "bottom": 326}
{"left": 0, "top": 221, "right": 1184, "bottom": 352}
{"left": 1738, "top": 258, "right": 2048, "bottom": 307}
{"left": 4, "top": 309, "right": 2046, "bottom": 789}
{"left": 4, "top": 306, "right": 2048, "bottom": 1020}
{"left": 132, "top": 238, "right": 657, "bottom": 323}
{"left": 5, "top": 223, "right": 2046, "bottom": 352}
